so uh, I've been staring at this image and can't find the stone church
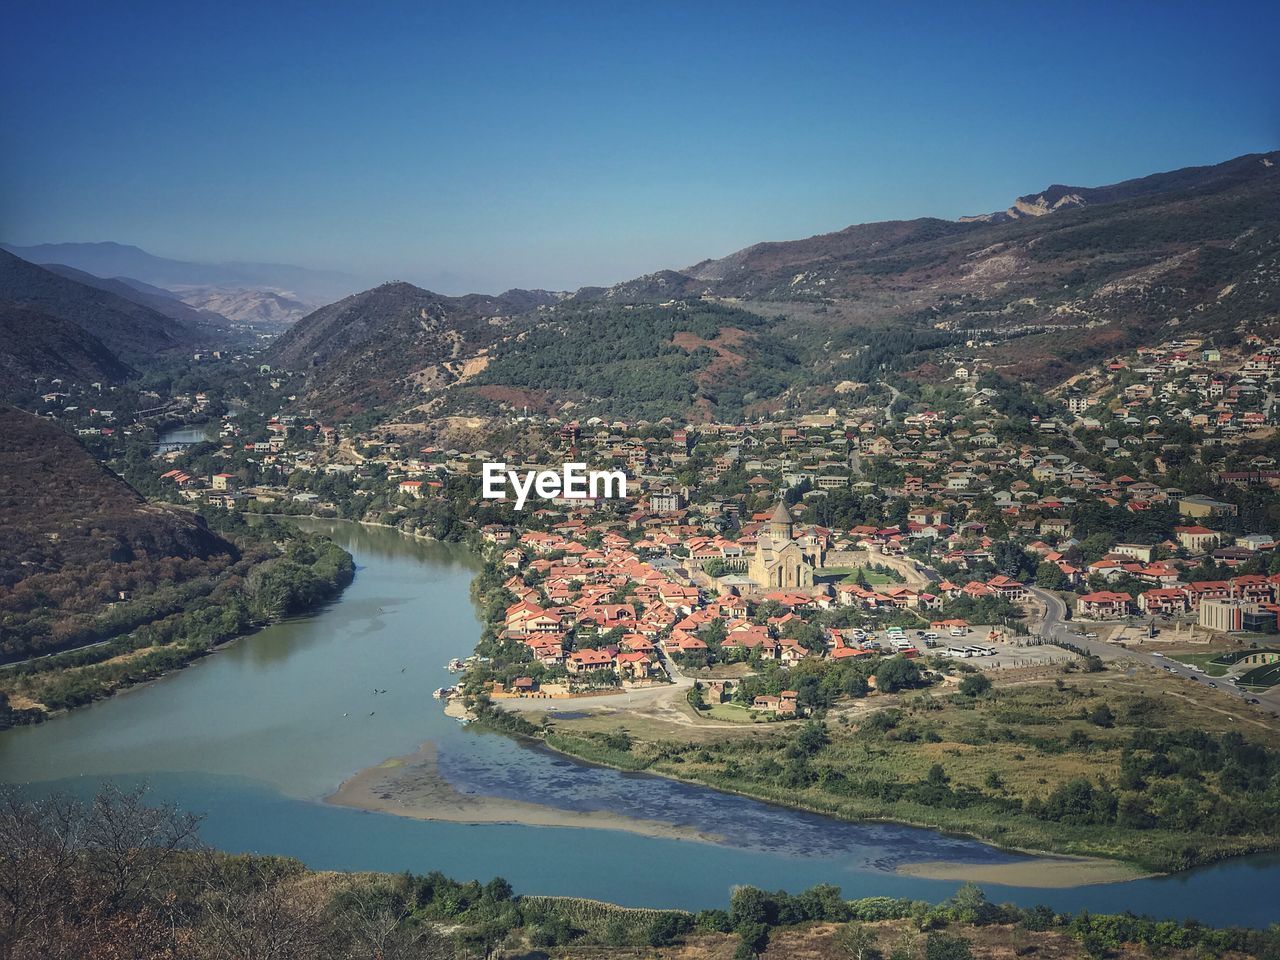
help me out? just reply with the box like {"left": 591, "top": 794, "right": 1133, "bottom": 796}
{"left": 747, "top": 500, "right": 823, "bottom": 590}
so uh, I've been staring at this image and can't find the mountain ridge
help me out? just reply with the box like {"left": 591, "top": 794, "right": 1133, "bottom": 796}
{"left": 238, "top": 148, "right": 1280, "bottom": 419}
{"left": 40, "top": 262, "right": 233, "bottom": 331}
{"left": 0, "top": 249, "right": 198, "bottom": 362}
{"left": 267, "top": 282, "right": 560, "bottom": 416}
{"left": 0, "top": 241, "right": 360, "bottom": 304}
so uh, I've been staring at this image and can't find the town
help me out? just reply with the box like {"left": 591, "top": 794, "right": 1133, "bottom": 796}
{"left": 27, "top": 330, "right": 1280, "bottom": 716}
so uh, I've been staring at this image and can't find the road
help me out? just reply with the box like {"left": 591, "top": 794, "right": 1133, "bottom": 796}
{"left": 882, "top": 381, "right": 901, "bottom": 422}
{"left": 1028, "top": 586, "right": 1269, "bottom": 706}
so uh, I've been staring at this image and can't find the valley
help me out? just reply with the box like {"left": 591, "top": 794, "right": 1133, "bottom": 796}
{"left": 5, "top": 147, "right": 1280, "bottom": 959}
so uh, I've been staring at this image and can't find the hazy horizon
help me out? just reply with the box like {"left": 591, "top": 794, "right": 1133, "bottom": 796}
{"left": 4, "top": 0, "right": 1278, "bottom": 296}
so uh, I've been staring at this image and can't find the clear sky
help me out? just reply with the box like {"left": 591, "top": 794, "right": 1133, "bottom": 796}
{"left": 3, "top": 0, "right": 1278, "bottom": 295}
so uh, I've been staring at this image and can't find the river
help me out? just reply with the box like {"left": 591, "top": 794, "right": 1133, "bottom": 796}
{"left": 155, "top": 422, "right": 216, "bottom": 452}
{"left": 2, "top": 520, "right": 1278, "bottom": 925}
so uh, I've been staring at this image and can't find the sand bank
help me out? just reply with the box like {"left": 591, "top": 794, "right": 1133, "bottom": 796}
{"left": 897, "top": 855, "right": 1151, "bottom": 888}
{"left": 325, "top": 741, "right": 724, "bottom": 843}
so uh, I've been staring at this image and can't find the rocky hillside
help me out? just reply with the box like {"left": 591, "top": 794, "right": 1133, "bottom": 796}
{"left": 266, "top": 282, "right": 558, "bottom": 417}
{"left": 961, "top": 151, "right": 1277, "bottom": 223}
{"left": 563, "top": 149, "right": 1280, "bottom": 388}
{"left": 270, "top": 150, "right": 1280, "bottom": 420}
{"left": 175, "top": 286, "right": 313, "bottom": 328}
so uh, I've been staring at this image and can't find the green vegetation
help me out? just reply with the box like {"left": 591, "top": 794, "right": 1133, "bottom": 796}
{"left": 6, "top": 783, "right": 1277, "bottom": 960}
{"left": 473, "top": 300, "right": 805, "bottom": 420}
{"left": 0, "top": 517, "right": 354, "bottom": 722}
{"left": 537, "top": 673, "right": 1280, "bottom": 872}
{"left": 1238, "top": 661, "right": 1280, "bottom": 690}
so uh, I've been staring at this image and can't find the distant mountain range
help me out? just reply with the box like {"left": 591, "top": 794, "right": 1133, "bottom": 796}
{"left": 6, "top": 150, "right": 1278, "bottom": 420}
{"left": 40, "top": 263, "right": 230, "bottom": 329}
{"left": 172, "top": 286, "right": 313, "bottom": 327}
{"left": 273, "top": 149, "right": 1279, "bottom": 420}
{"left": 0, "top": 247, "right": 198, "bottom": 357}
{"left": 0, "top": 241, "right": 362, "bottom": 305}
{"left": 0, "top": 250, "right": 228, "bottom": 398}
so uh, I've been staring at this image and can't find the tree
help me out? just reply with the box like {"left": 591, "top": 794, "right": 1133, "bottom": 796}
{"left": 958, "top": 674, "right": 991, "bottom": 697}
{"left": 924, "top": 931, "right": 973, "bottom": 960}
{"left": 875, "top": 656, "right": 922, "bottom": 693}
{"left": 1088, "top": 704, "right": 1115, "bottom": 728}
{"left": 736, "top": 922, "right": 770, "bottom": 959}
{"left": 728, "top": 886, "right": 771, "bottom": 928}
{"left": 795, "top": 721, "right": 830, "bottom": 757}
{"left": 948, "top": 882, "right": 996, "bottom": 925}
{"left": 834, "top": 921, "right": 880, "bottom": 960}
{"left": 1035, "top": 561, "right": 1070, "bottom": 590}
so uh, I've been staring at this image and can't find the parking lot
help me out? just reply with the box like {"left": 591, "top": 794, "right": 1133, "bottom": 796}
{"left": 845, "top": 626, "right": 1074, "bottom": 671}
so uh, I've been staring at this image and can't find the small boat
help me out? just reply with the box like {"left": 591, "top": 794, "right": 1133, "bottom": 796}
{"left": 432, "top": 687, "right": 447, "bottom": 699}
{"left": 446, "top": 658, "right": 465, "bottom": 672}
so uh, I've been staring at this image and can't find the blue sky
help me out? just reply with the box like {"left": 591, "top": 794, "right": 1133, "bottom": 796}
{"left": 3, "top": 0, "right": 1278, "bottom": 294}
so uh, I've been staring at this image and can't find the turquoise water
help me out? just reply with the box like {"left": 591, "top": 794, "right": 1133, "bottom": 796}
{"left": 2, "top": 520, "right": 1278, "bottom": 925}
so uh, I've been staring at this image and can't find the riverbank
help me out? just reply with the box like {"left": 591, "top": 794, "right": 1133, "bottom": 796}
{"left": 324, "top": 740, "right": 726, "bottom": 844}
{"left": 0, "top": 525, "right": 355, "bottom": 727}
{"left": 327, "top": 735, "right": 1151, "bottom": 888}
{"left": 524, "top": 702, "right": 1280, "bottom": 876}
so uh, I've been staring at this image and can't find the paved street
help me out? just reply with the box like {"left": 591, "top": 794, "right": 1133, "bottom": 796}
{"left": 1028, "top": 586, "right": 1280, "bottom": 709}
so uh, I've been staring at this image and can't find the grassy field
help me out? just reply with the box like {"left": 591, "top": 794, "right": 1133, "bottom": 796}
{"left": 535, "top": 666, "right": 1280, "bottom": 871}
{"left": 704, "top": 702, "right": 762, "bottom": 723}
{"left": 822, "top": 566, "right": 899, "bottom": 585}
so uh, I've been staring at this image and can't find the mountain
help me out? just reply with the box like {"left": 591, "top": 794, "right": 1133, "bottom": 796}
{"left": 270, "top": 149, "right": 1280, "bottom": 421}
{"left": 266, "top": 282, "right": 560, "bottom": 416}
{"left": 0, "top": 405, "right": 239, "bottom": 662}
{"left": 0, "top": 304, "right": 134, "bottom": 398}
{"left": 40, "top": 263, "right": 232, "bottom": 330}
{"left": 566, "top": 149, "right": 1280, "bottom": 388}
{"left": 0, "top": 241, "right": 360, "bottom": 304}
{"left": 0, "top": 250, "right": 197, "bottom": 361}
{"left": 960, "top": 151, "right": 1278, "bottom": 223}
{"left": 174, "top": 286, "right": 313, "bottom": 328}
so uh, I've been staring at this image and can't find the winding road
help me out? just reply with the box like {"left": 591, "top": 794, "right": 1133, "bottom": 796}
{"left": 1028, "top": 586, "right": 1273, "bottom": 707}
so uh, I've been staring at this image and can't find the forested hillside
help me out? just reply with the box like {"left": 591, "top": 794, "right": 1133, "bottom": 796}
{"left": 0, "top": 304, "right": 134, "bottom": 399}
{"left": 467, "top": 301, "right": 806, "bottom": 420}
{"left": 0, "top": 405, "right": 238, "bottom": 663}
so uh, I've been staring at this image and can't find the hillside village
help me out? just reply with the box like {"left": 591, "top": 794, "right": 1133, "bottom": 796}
{"left": 59, "top": 331, "right": 1273, "bottom": 714}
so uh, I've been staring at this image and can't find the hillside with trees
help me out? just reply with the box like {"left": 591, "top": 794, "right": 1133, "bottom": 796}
{"left": 265, "top": 281, "right": 559, "bottom": 417}
{"left": 268, "top": 151, "right": 1280, "bottom": 422}
{"left": 0, "top": 304, "right": 134, "bottom": 399}
{"left": 0, "top": 404, "right": 238, "bottom": 664}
